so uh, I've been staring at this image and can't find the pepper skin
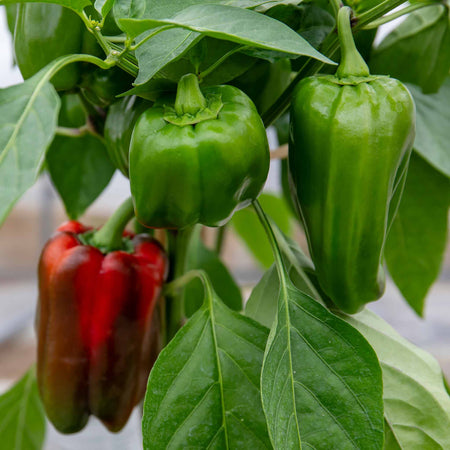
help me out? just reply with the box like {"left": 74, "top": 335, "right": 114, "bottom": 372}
{"left": 105, "top": 96, "right": 150, "bottom": 176}
{"left": 130, "top": 74, "right": 269, "bottom": 229}
{"left": 289, "top": 8, "right": 415, "bottom": 313}
{"left": 80, "top": 67, "right": 135, "bottom": 108}
{"left": 14, "top": 3, "right": 84, "bottom": 90}
{"left": 36, "top": 221, "right": 167, "bottom": 433}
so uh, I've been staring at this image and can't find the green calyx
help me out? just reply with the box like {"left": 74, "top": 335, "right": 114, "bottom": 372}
{"left": 89, "top": 197, "right": 135, "bottom": 253}
{"left": 336, "top": 7, "right": 370, "bottom": 79}
{"left": 164, "top": 73, "right": 223, "bottom": 126}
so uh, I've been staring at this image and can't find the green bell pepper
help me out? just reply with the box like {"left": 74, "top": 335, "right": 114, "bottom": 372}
{"left": 105, "top": 96, "right": 150, "bottom": 176}
{"left": 289, "top": 7, "right": 416, "bottom": 313}
{"left": 80, "top": 67, "right": 134, "bottom": 108}
{"left": 130, "top": 74, "right": 269, "bottom": 229}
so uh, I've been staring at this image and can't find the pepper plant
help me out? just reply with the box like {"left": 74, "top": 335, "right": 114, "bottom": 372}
{"left": 0, "top": 0, "right": 449, "bottom": 448}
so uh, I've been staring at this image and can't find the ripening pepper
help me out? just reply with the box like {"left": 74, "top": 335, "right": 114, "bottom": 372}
{"left": 130, "top": 73, "right": 269, "bottom": 229}
{"left": 36, "top": 200, "right": 167, "bottom": 433}
{"left": 289, "top": 7, "right": 415, "bottom": 313}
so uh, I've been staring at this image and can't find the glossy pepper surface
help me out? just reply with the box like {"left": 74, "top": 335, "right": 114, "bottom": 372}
{"left": 105, "top": 96, "right": 150, "bottom": 176}
{"left": 130, "top": 74, "right": 269, "bottom": 229}
{"left": 36, "top": 220, "right": 167, "bottom": 433}
{"left": 289, "top": 7, "right": 415, "bottom": 313}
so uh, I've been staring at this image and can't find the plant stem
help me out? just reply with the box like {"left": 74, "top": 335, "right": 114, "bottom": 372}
{"left": 363, "top": 2, "right": 437, "bottom": 29}
{"left": 336, "top": 7, "right": 370, "bottom": 78}
{"left": 55, "top": 126, "right": 89, "bottom": 137}
{"left": 253, "top": 201, "right": 288, "bottom": 287}
{"left": 174, "top": 74, "right": 206, "bottom": 116}
{"left": 91, "top": 197, "right": 135, "bottom": 251}
{"left": 105, "top": 35, "right": 127, "bottom": 43}
{"left": 198, "top": 45, "right": 247, "bottom": 80}
{"left": 215, "top": 226, "right": 226, "bottom": 255}
{"left": 164, "top": 269, "right": 207, "bottom": 297}
{"left": 330, "top": 0, "right": 342, "bottom": 18}
{"left": 43, "top": 54, "right": 114, "bottom": 86}
{"left": 167, "top": 227, "right": 194, "bottom": 340}
{"left": 129, "top": 25, "right": 175, "bottom": 51}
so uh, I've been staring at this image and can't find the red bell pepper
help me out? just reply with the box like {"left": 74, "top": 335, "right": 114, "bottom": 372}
{"left": 36, "top": 218, "right": 167, "bottom": 433}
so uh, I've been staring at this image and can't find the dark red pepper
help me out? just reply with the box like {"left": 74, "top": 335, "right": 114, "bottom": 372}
{"left": 36, "top": 220, "right": 167, "bottom": 433}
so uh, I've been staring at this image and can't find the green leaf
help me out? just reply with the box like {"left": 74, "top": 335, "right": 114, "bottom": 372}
{"left": 5, "top": 4, "right": 18, "bottom": 37}
{"left": 118, "top": 4, "right": 335, "bottom": 66}
{"left": 370, "top": 5, "right": 450, "bottom": 94}
{"left": 266, "top": 3, "right": 335, "bottom": 50}
{"left": 252, "top": 228, "right": 450, "bottom": 448}
{"left": 134, "top": 29, "right": 202, "bottom": 85}
{"left": 232, "top": 193, "right": 293, "bottom": 268}
{"left": 246, "top": 228, "right": 321, "bottom": 328}
{"left": 0, "top": 70, "right": 60, "bottom": 227}
{"left": 149, "top": 37, "right": 257, "bottom": 86}
{"left": 385, "top": 152, "right": 449, "bottom": 316}
{"left": 47, "top": 135, "right": 115, "bottom": 219}
{"left": 407, "top": 77, "right": 450, "bottom": 178}
{"left": 343, "top": 309, "right": 450, "bottom": 449}
{"left": 46, "top": 94, "right": 115, "bottom": 219}
{"left": 345, "top": 0, "right": 388, "bottom": 13}
{"left": 94, "top": 0, "right": 114, "bottom": 17}
{"left": 0, "top": 0, "right": 91, "bottom": 13}
{"left": 142, "top": 278, "right": 271, "bottom": 449}
{"left": 113, "top": 0, "right": 286, "bottom": 24}
{"left": 261, "top": 277, "right": 384, "bottom": 449}
{"left": 185, "top": 227, "right": 242, "bottom": 316}
{"left": 0, "top": 369, "right": 46, "bottom": 450}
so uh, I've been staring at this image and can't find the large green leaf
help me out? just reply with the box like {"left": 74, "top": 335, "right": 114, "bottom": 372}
{"left": 246, "top": 229, "right": 320, "bottom": 328}
{"left": 113, "top": 1, "right": 246, "bottom": 86}
{"left": 113, "top": 0, "right": 289, "bottom": 24}
{"left": 385, "top": 152, "right": 449, "bottom": 316}
{"left": 370, "top": 5, "right": 450, "bottom": 94}
{"left": 408, "top": 78, "right": 450, "bottom": 178}
{"left": 232, "top": 193, "right": 293, "bottom": 268}
{"left": 46, "top": 94, "right": 115, "bottom": 219}
{"left": 0, "top": 70, "right": 60, "bottom": 226}
{"left": 253, "top": 227, "right": 450, "bottom": 448}
{"left": 0, "top": 369, "right": 46, "bottom": 450}
{"left": 343, "top": 310, "right": 450, "bottom": 450}
{"left": 118, "top": 3, "right": 335, "bottom": 66}
{"left": 134, "top": 29, "right": 202, "bottom": 85}
{"left": 261, "top": 275, "right": 384, "bottom": 449}
{"left": 185, "top": 226, "right": 242, "bottom": 316}
{"left": 142, "top": 278, "right": 271, "bottom": 449}
{"left": 47, "top": 135, "right": 115, "bottom": 219}
{"left": 0, "top": 0, "right": 90, "bottom": 13}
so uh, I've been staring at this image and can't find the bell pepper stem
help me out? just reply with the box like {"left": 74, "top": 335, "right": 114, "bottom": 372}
{"left": 164, "top": 269, "right": 208, "bottom": 297}
{"left": 253, "top": 201, "right": 289, "bottom": 288}
{"left": 261, "top": 0, "right": 406, "bottom": 126}
{"left": 91, "top": 197, "right": 135, "bottom": 251}
{"left": 198, "top": 45, "right": 247, "bottom": 80}
{"left": 215, "top": 226, "right": 226, "bottom": 255}
{"left": 174, "top": 74, "right": 207, "bottom": 116}
{"left": 167, "top": 226, "right": 194, "bottom": 340}
{"left": 336, "top": 7, "right": 370, "bottom": 78}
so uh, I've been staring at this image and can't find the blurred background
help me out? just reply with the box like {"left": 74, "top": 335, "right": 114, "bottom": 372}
{"left": 0, "top": 7, "right": 449, "bottom": 449}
